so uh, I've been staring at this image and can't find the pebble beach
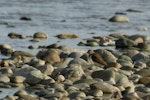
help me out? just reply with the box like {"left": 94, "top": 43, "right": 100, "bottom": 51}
{"left": 0, "top": 0, "right": 150, "bottom": 100}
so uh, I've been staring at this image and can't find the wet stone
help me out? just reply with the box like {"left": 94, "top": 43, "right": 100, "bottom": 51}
{"left": 12, "top": 50, "right": 34, "bottom": 57}
{"left": 118, "top": 55, "right": 133, "bottom": 63}
{"left": 131, "top": 52, "right": 148, "bottom": 61}
{"left": 0, "top": 44, "right": 12, "bottom": 49}
{"left": 49, "top": 83, "right": 65, "bottom": 92}
{"left": 134, "top": 61, "right": 146, "bottom": 69}
{"left": 61, "top": 64, "right": 85, "bottom": 81}
{"left": 68, "top": 52, "right": 83, "bottom": 58}
{"left": 28, "top": 58, "right": 45, "bottom": 67}
{"left": 36, "top": 64, "right": 54, "bottom": 76}
{"left": 28, "top": 45, "right": 34, "bottom": 49}
{"left": 74, "top": 79, "right": 97, "bottom": 85}
{"left": 106, "top": 62, "right": 122, "bottom": 69}
{"left": 18, "top": 95, "right": 38, "bottom": 100}
{"left": 109, "top": 15, "right": 130, "bottom": 23}
{"left": 14, "top": 90, "right": 28, "bottom": 96}
{"left": 13, "top": 66, "right": 47, "bottom": 85}
{"left": 69, "top": 91, "right": 86, "bottom": 99}
{"left": 2, "top": 95, "right": 18, "bottom": 100}
{"left": 0, "top": 44, "right": 14, "bottom": 55}
{"left": 36, "top": 89, "right": 55, "bottom": 97}
{"left": 0, "top": 60, "right": 10, "bottom": 67}
{"left": 129, "top": 34, "right": 144, "bottom": 44}
{"left": 56, "top": 75, "right": 65, "bottom": 82}
{"left": 20, "top": 16, "right": 32, "bottom": 21}
{"left": 33, "top": 32, "right": 48, "bottom": 39}
{"left": 56, "top": 33, "right": 79, "bottom": 39}
{"left": 90, "top": 82, "right": 119, "bottom": 93}
{"left": 36, "top": 49, "right": 61, "bottom": 64}
{"left": 30, "top": 38, "right": 41, "bottom": 42}
{"left": 0, "top": 74, "right": 10, "bottom": 83}
{"left": 85, "top": 41, "right": 99, "bottom": 47}
{"left": 127, "top": 8, "right": 142, "bottom": 13}
{"left": 91, "top": 70, "right": 115, "bottom": 82}
{"left": 117, "top": 59, "right": 133, "bottom": 68}
{"left": 8, "top": 32, "right": 26, "bottom": 39}
{"left": 109, "top": 33, "right": 126, "bottom": 38}
{"left": 115, "top": 38, "right": 137, "bottom": 49}
{"left": 72, "top": 83, "right": 90, "bottom": 91}
{"left": 11, "top": 76, "right": 26, "bottom": 83}
{"left": 139, "top": 77, "right": 150, "bottom": 85}
{"left": 97, "top": 49, "right": 117, "bottom": 62}
{"left": 135, "top": 68, "right": 150, "bottom": 77}
{"left": 68, "top": 57, "right": 91, "bottom": 67}
{"left": 44, "top": 92, "right": 63, "bottom": 99}
{"left": 123, "top": 50, "right": 139, "bottom": 58}
{"left": 136, "top": 87, "right": 150, "bottom": 93}
{"left": 89, "top": 89, "right": 103, "bottom": 97}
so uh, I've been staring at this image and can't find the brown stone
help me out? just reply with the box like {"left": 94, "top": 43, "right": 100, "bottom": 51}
{"left": 0, "top": 44, "right": 12, "bottom": 49}
{"left": 107, "top": 62, "right": 122, "bottom": 69}
{"left": 0, "top": 60, "right": 9, "bottom": 67}
{"left": 87, "top": 50, "right": 107, "bottom": 66}
{"left": 33, "top": 32, "right": 48, "bottom": 39}
{"left": 129, "top": 35, "right": 144, "bottom": 44}
{"left": 12, "top": 76, "right": 26, "bottom": 83}
{"left": 36, "top": 49, "right": 61, "bottom": 64}
{"left": 56, "top": 33, "right": 79, "bottom": 39}
{"left": 139, "top": 77, "right": 150, "bottom": 85}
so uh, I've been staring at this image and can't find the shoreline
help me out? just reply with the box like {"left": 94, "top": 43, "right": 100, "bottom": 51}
{"left": 0, "top": 33, "right": 150, "bottom": 99}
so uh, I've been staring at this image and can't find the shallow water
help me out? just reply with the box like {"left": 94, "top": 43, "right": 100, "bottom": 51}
{"left": 0, "top": 0, "right": 150, "bottom": 98}
{"left": 0, "top": 88, "right": 19, "bottom": 99}
{"left": 0, "top": 0, "right": 150, "bottom": 56}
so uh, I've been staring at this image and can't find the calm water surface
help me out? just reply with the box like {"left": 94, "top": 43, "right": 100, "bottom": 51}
{"left": 0, "top": 0, "right": 150, "bottom": 55}
{"left": 0, "top": 0, "right": 150, "bottom": 97}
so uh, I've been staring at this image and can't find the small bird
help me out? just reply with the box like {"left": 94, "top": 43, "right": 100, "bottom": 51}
{"left": 87, "top": 50, "right": 107, "bottom": 66}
